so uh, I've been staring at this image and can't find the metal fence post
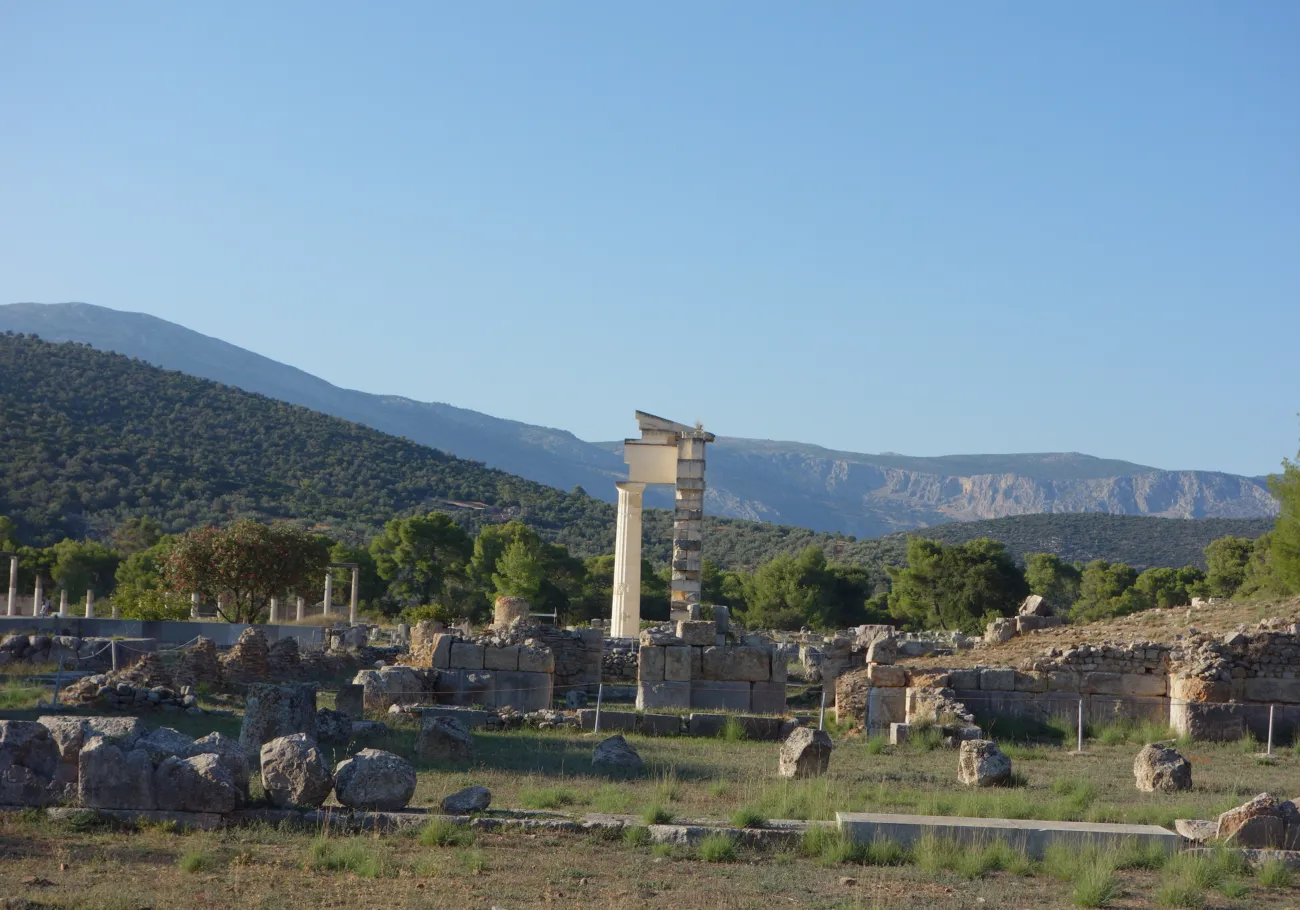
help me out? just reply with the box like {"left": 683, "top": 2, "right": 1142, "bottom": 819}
{"left": 819, "top": 689, "right": 827, "bottom": 731}
{"left": 1077, "top": 698, "right": 1084, "bottom": 752}
{"left": 593, "top": 683, "right": 604, "bottom": 735}
{"left": 111, "top": 640, "right": 119, "bottom": 672}
{"left": 1267, "top": 704, "right": 1275, "bottom": 757}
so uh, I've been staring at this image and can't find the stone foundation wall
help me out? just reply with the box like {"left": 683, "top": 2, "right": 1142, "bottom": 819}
{"left": 637, "top": 620, "right": 787, "bottom": 715}
{"left": 412, "top": 632, "right": 556, "bottom": 712}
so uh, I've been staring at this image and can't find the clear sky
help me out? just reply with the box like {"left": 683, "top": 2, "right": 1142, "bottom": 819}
{"left": 2, "top": 2, "right": 1297, "bottom": 477}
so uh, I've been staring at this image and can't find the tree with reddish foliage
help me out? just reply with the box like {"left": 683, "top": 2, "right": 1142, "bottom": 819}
{"left": 161, "top": 520, "right": 329, "bottom": 623}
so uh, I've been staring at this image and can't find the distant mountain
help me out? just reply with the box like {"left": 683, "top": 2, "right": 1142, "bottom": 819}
{"left": 0, "top": 302, "right": 1279, "bottom": 537}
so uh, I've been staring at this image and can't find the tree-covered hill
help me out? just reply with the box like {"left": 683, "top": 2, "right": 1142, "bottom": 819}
{"left": 0, "top": 333, "right": 1269, "bottom": 573}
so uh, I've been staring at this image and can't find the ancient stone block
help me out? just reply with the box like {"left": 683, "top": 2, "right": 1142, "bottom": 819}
{"left": 443, "top": 785, "right": 491, "bottom": 814}
{"left": 483, "top": 645, "right": 520, "bottom": 672}
{"left": 637, "top": 713, "right": 682, "bottom": 736}
{"left": 979, "top": 668, "right": 1015, "bottom": 692}
{"left": 1120, "top": 674, "right": 1168, "bottom": 697}
{"left": 240, "top": 683, "right": 316, "bottom": 760}
{"left": 664, "top": 646, "right": 692, "bottom": 682}
{"left": 866, "top": 688, "right": 906, "bottom": 730}
{"left": 1170, "top": 676, "right": 1230, "bottom": 703}
{"left": 778, "top": 727, "right": 832, "bottom": 779}
{"left": 751, "top": 681, "right": 788, "bottom": 716}
{"left": 334, "top": 684, "right": 364, "bottom": 720}
{"left": 958, "top": 740, "right": 1011, "bottom": 787}
{"left": 1046, "top": 670, "right": 1080, "bottom": 691}
{"left": 516, "top": 646, "right": 554, "bottom": 674}
{"left": 592, "top": 734, "right": 643, "bottom": 772}
{"left": 701, "top": 646, "right": 770, "bottom": 682}
{"left": 738, "top": 715, "right": 783, "bottom": 741}
{"left": 949, "top": 669, "right": 980, "bottom": 691}
{"left": 334, "top": 749, "right": 416, "bottom": 810}
{"left": 154, "top": 753, "right": 242, "bottom": 814}
{"left": 1013, "top": 672, "right": 1047, "bottom": 693}
{"left": 868, "top": 664, "right": 906, "bottom": 688}
{"left": 577, "top": 709, "right": 638, "bottom": 733}
{"left": 676, "top": 620, "right": 716, "bottom": 646}
{"left": 1133, "top": 744, "right": 1191, "bottom": 793}
{"left": 491, "top": 671, "right": 553, "bottom": 711}
{"left": 1082, "top": 672, "right": 1123, "bottom": 696}
{"left": 906, "top": 670, "right": 951, "bottom": 688}
{"left": 426, "top": 633, "right": 454, "bottom": 668}
{"left": 638, "top": 646, "right": 665, "bottom": 682}
{"left": 770, "top": 653, "right": 788, "bottom": 683}
{"left": 0, "top": 720, "right": 60, "bottom": 806}
{"left": 637, "top": 681, "right": 691, "bottom": 711}
{"left": 1170, "top": 702, "right": 1246, "bottom": 742}
{"left": 449, "top": 641, "right": 485, "bottom": 670}
{"left": 415, "top": 715, "right": 474, "bottom": 763}
{"left": 79, "top": 739, "right": 154, "bottom": 810}
{"left": 690, "top": 680, "right": 751, "bottom": 712}
{"left": 687, "top": 713, "right": 727, "bottom": 737}
{"left": 1241, "top": 677, "right": 1300, "bottom": 704}
{"left": 260, "top": 734, "right": 332, "bottom": 808}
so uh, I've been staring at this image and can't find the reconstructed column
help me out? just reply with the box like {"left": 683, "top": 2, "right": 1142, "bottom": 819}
{"left": 111, "top": 599, "right": 119, "bottom": 619}
{"left": 269, "top": 597, "right": 280, "bottom": 624}
{"left": 33, "top": 576, "right": 43, "bottom": 616}
{"left": 190, "top": 592, "right": 201, "bottom": 620}
{"left": 323, "top": 572, "right": 333, "bottom": 617}
{"left": 6, "top": 556, "right": 16, "bottom": 617}
{"left": 296, "top": 595, "right": 305, "bottom": 621}
{"left": 670, "top": 432, "right": 710, "bottom": 622}
{"left": 85, "top": 589, "right": 95, "bottom": 619}
{"left": 609, "top": 481, "right": 646, "bottom": 638}
{"left": 349, "top": 568, "right": 359, "bottom": 624}
{"left": 59, "top": 589, "right": 68, "bottom": 617}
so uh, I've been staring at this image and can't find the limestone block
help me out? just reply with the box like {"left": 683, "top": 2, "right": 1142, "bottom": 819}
{"left": 1013, "top": 672, "right": 1048, "bottom": 693}
{"left": 1171, "top": 676, "right": 1230, "bottom": 703}
{"left": 751, "top": 681, "right": 788, "bottom": 716}
{"left": 868, "top": 664, "right": 906, "bottom": 688}
{"left": 491, "top": 671, "right": 553, "bottom": 712}
{"left": 664, "top": 646, "right": 692, "bottom": 682}
{"left": 701, "top": 646, "right": 771, "bottom": 683}
{"left": 691, "top": 646, "right": 703, "bottom": 679}
{"left": 958, "top": 740, "right": 1012, "bottom": 787}
{"left": 639, "top": 646, "right": 665, "bottom": 682}
{"left": 0, "top": 720, "right": 60, "bottom": 806}
{"left": 443, "top": 786, "right": 491, "bottom": 814}
{"left": 154, "top": 753, "right": 242, "bottom": 814}
{"left": 1170, "top": 702, "right": 1246, "bottom": 742}
{"left": 1120, "top": 674, "right": 1168, "bottom": 698}
{"left": 690, "top": 680, "right": 751, "bottom": 712}
{"left": 449, "top": 641, "right": 485, "bottom": 670}
{"left": 516, "top": 646, "right": 554, "bottom": 674}
{"left": 676, "top": 621, "right": 716, "bottom": 646}
{"left": 866, "top": 688, "right": 906, "bottom": 730}
{"left": 78, "top": 739, "right": 154, "bottom": 810}
{"left": 739, "top": 715, "right": 783, "bottom": 741}
{"left": 637, "top": 713, "right": 682, "bottom": 736}
{"left": 687, "top": 713, "right": 727, "bottom": 737}
{"left": 415, "top": 715, "right": 474, "bottom": 763}
{"left": 335, "top": 684, "right": 365, "bottom": 720}
{"left": 979, "top": 668, "right": 1015, "bottom": 692}
{"left": 1133, "top": 744, "right": 1191, "bottom": 793}
{"left": 778, "top": 727, "right": 832, "bottom": 779}
{"left": 949, "top": 669, "right": 980, "bottom": 691}
{"left": 1082, "top": 672, "right": 1123, "bottom": 696}
{"left": 713, "top": 605, "right": 730, "bottom": 635}
{"left": 334, "top": 749, "right": 416, "bottom": 810}
{"left": 260, "top": 734, "right": 332, "bottom": 808}
{"left": 1046, "top": 670, "right": 1080, "bottom": 691}
{"left": 1241, "top": 677, "right": 1300, "bottom": 704}
{"left": 577, "top": 709, "right": 638, "bottom": 733}
{"left": 592, "top": 734, "right": 644, "bottom": 772}
{"left": 907, "top": 670, "right": 951, "bottom": 688}
{"left": 483, "top": 645, "right": 520, "bottom": 672}
{"left": 770, "top": 653, "right": 788, "bottom": 683}
{"left": 240, "top": 683, "right": 317, "bottom": 760}
{"left": 428, "top": 633, "right": 454, "bottom": 668}
{"left": 637, "top": 681, "right": 691, "bottom": 711}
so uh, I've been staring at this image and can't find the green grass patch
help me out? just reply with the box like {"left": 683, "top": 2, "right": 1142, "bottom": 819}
{"left": 1256, "top": 857, "right": 1293, "bottom": 888}
{"left": 419, "top": 818, "right": 473, "bottom": 847}
{"left": 641, "top": 804, "right": 674, "bottom": 825}
{"left": 622, "top": 826, "right": 651, "bottom": 847}
{"left": 519, "top": 785, "right": 581, "bottom": 810}
{"left": 865, "top": 734, "right": 889, "bottom": 755}
{"left": 305, "top": 838, "right": 387, "bottom": 878}
{"left": 729, "top": 807, "right": 768, "bottom": 829}
{"left": 719, "top": 717, "right": 748, "bottom": 742}
{"left": 697, "top": 833, "right": 738, "bottom": 863}
{"left": 178, "top": 848, "right": 221, "bottom": 874}
{"left": 1072, "top": 864, "right": 1122, "bottom": 908}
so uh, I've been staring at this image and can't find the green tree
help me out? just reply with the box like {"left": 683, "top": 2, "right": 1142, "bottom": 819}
{"left": 111, "top": 517, "right": 163, "bottom": 555}
{"left": 741, "top": 546, "right": 832, "bottom": 630}
{"left": 1134, "top": 566, "right": 1204, "bottom": 608}
{"left": 328, "top": 541, "right": 385, "bottom": 612}
{"left": 0, "top": 514, "right": 18, "bottom": 550}
{"left": 1024, "top": 553, "right": 1082, "bottom": 612}
{"left": 1070, "top": 559, "right": 1142, "bottom": 622}
{"left": 492, "top": 538, "right": 543, "bottom": 602}
{"left": 1201, "top": 536, "right": 1255, "bottom": 598}
{"left": 369, "top": 512, "right": 473, "bottom": 607}
{"left": 162, "top": 520, "right": 329, "bottom": 623}
{"left": 1233, "top": 532, "right": 1292, "bottom": 599}
{"left": 112, "top": 539, "right": 190, "bottom": 620}
{"left": 48, "top": 538, "right": 122, "bottom": 600}
{"left": 887, "top": 538, "right": 1027, "bottom": 634}
{"left": 1271, "top": 450, "right": 1300, "bottom": 594}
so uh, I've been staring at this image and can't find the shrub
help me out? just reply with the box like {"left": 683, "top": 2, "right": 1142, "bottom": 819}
{"left": 1256, "top": 857, "right": 1293, "bottom": 889}
{"left": 1072, "top": 865, "right": 1122, "bottom": 908}
{"left": 419, "top": 818, "right": 473, "bottom": 848}
{"left": 697, "top": 833, "right": 738, "bottom": 863}
{"left": 641, "top": 805, "right": 674, "bottom": 825}
{"left": 623, "top": 826, "right": 651, "bottom": 847}
{"left": 730, "top": 808, "right": 768, "bottom": 829}
{"left": 865, "top": 734, "right": 889, "bottom": 755}
{"left": 862, "top": 838, "right": 910, "bottom": 867}
{"left": 720, "top": 717, "right": 748, "bottom": 742}
{"left": 520, "top": 786, "right": 580, "bottom": 810}
{"left": 178, "top": 848, "right": 220, "bottom": 874}
{"left": 306, "top": 838, "right": 386, "bottom": 878}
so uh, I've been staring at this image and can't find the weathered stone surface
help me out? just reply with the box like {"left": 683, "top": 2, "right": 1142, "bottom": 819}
{"left": 415, "top": 714, "right": 474, "bottom": 763}
{"left": 1174, "top": 819, "right": 1218, "bottom": 843}
{"left": 442, "top": 785, "right": 491, "bottom": 814}
{"left": 517, "top": 646, "right": 554, "bottom": 674}
{"left": 751, "top": 680, "right": 788, "bottom": 715}
{"left": 38, "top": 715, "right": 146, "bottom": 780}
{"left": 449, "top": 641, "right": 485, "bottom": 670}
{"left": 0, "top": 720, "right": 60, "bottom": 806}
{"left": 701, "top": 646, "right": 771, "bottom": 682}
{"left": 1119, "top": 674, "right": 1167, "bottom": 697}
{"left": 949, "top": 669, "right": 979, "bottom": 691}
{"left": 664, "top": 646, "right": 692, "bottom": 682}
{"left": 493, "top": 595, "right": 532, "bottom": 627}
{"left": 1241, "top": 678, "right": 1300, "bottom": 705}
{"left": 334, "top": 749, "right": 417, "bottom": 810}
{"left": 867, "top": 664, "right": 906, "bottom": 688}
{"left": 1019, "top": 594, "right": 1049, "bottom": 616}
{"left": 957, "top": 740, "right": 1012, "bottom": 787}
{"left": 638, "top": 646, "right": 665, "bottom": 682}
{"left": 592, "top": 734, "right": 643, "bottom": 772}
{"left": 1170, "top": 676, "right": 1231, "bottom": 703}
{"left": 637, "top": 681, "right": 691, "bottom": 710}
{"left": 565, "top": 689, "right": 588, "bottom": 710}
{"left": 136, "top": 727, "right": 195, "bottom": 764}
{"left": 984, "top": 619, "right": 1016, "bottom": 645}
{"left": 979, "top": 668, "right": 1015, "bottom": 692}
{"left": 1217, "top": 793, "right": 1288, "bottom": 848}
{"left": 637, "top": 713, "right": 681, "bottom": 736}
{"left": 354, "top": 666, "right": 426, "bottom": 712}
{"left": 315, "top": 708, "right": 353, "bottom": 743}
{"left": 690, "top": 680, "right": 751, "bottom": 712}
{"left": 778, "top": 726, "right": 832, "bottom": 779}
{"left": 1133, "top": 744, "right": 1192, "bottom": 793}
{"left": 676, "top": 621, "right": 716, "bottom": 647}
{"left": 335, "top": 684, "right": 365, "bottom": 720}
{"left": 78, "top": 738, "right": 154, "bottom": 810}
{"left": 187, "top": 733, "right": 250, "bottom": 797}
{"left": 154, "top": 753, "right": 242, "bottom": 814}
{"left": 483, "top": 645, "right": 521, "bottom": 672}
{"left": 260, "top": 734, "right": 332, "bottom": 809}
{"left": 577, "top": 709, "right": 637, "bottom": 733}
{"left": 240, "top": 683, "right": 317, "bottom": 761}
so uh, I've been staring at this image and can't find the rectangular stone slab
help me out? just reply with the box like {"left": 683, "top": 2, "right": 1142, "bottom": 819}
{"left": 836, "top": 812, "right": 1180, "bottom": 858}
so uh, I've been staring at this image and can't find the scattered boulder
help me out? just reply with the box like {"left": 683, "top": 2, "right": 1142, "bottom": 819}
{"left": 0, "top": 720, "right": 60, "bottom": 806}
{"left": 186, "top": 733, "right": 250, "bottom": 798}
{"left": 1174, "top": 819, "right": 1218, "bottom": 844}
{"left": 136, "top": 727, "right": 196, "bottom": 764}
{"left": 333, "top": 748, "right": 416, "bottom": 810}
{"left": 441, "top": 785, "right": 491, "bottom": 814}
{"left": 592, "top": 734, "right": 644, "bottom": 772}
{"left": 777, "top": 726, "right": 833, "bottom": 780}
{"left": 334, "top": 684, "right": 365, "bottom": 720}
{"left": 415, "top": 714, "right": 475, "bottom": 763}
{"left": 1133, "top": 743, "right": 1192, "bottom": 793}
{"left": 78, "top": 737, "right": 155, "bottom": 810}
{"left": 239, "top": 683, "right": 317, "bottom": 761}
{"left": 353, "top": 666, "right": 429, "bottom": 712}
{"left": 958, "top": 740, "right": 1012, "bottom": 787}
{"left": 154, "top": 753, "right": 243, "bottom": 814}
{"left": 1217, "top": 793, "right": 1291, "bottom": 848}
{"left": 865, "top": 635, "right": 896, "bottom": 666}
{"left": 1019, "top": 595, "right": 1050, "bottom": 617}
{"left": 315, "top": 708, "right": 353, "bottom": 743}
{"left": 260, "top": 734, "right": 332, "bottom": 809}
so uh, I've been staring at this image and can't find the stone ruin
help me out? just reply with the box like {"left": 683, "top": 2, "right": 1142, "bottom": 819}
{"left": 637, "top": 619, "right": 787, "bottom": 715}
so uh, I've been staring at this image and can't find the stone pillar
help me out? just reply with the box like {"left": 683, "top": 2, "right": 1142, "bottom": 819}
{"left": 349, "top": 568, "right": 359, "bottom": 624}
{"left": 33, "top": 576, "right": 43, "bottom": 617}
{"left": 670, "top": 434, "right": 708, "bottom": 622}
{"left": 59, "top": 589, "right": 68, "bottom": 617}
{"left": 296, "top": 595, "right": 305, "bottom": 622}
{"left": 190, "top": 592, "right": 201, "bottom": 620}
{"left": 111, "top": 599, "right": 119, "bottom": 619}
{"left": 269, "top": 597, "right": 279, "bottom": 624}
{"left": 610, "top": 481, "right": 646, "bottom": 638}
{"left": 6, "top": 555, "right": 16, "bottom": 617}
{"left": 323, "top": 572, "right": 333, "bottom": 617}
{"left": 85, "top": 589, "right": 95, "bottom": 619}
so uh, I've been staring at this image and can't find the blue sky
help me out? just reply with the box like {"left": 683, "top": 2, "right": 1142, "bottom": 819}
{"left": 2, "top": 2, "right": 1297, "bottom": 476}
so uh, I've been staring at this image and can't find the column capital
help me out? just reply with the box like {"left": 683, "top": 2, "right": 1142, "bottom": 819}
{"left": 615, "top": 481, "right": 647, "bottom": 494}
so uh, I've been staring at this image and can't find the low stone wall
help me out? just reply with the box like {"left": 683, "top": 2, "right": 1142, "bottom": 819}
{"left": 407, "top": 632, "right": 556, "bottom": 712}
{"left": 0, "top": 617, "right": 323, "bottom": 648}
{"left": 637, "top": 620, "right": 787, "bottom": 714}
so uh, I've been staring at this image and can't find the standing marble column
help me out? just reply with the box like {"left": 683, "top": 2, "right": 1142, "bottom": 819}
{"left": 269, "top": 597, "right": 280, "bottom": 624}
{"left": 322, "top": 572, "right": 333, "bottom": 617}
{"left": 33, "top": 576, "right": 43, "bottom": 617}
{"left": 190, "top": 592, "right": 201, "bottom": 620}
{"left": 296, "top": 595, "right": 305, "bottom": 622}
{"left": 6, "top": 556, "right": 16, "bottom": 617}
{"left": 85, "top": 590, "right": 95, "bottom": 619}
{"left": 349, "top": 568, "right": 359, "bottom": 624}
{"left": 59, "top": 589, "right": 68, "bottom": 617}
{"left": 609, "top": 481, "right": 646, "bottom": 639}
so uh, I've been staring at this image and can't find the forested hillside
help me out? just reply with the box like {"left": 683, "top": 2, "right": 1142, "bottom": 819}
{"left": 0, "top": 333, "right": 1267, "bottom": 574}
